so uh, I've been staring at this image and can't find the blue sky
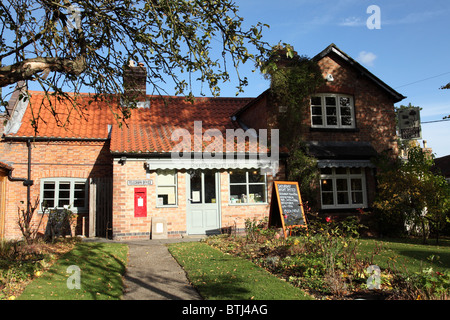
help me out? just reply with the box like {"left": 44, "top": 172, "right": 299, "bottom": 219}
{"left": 221, "top": 0, "right": 450, "bottom": 157}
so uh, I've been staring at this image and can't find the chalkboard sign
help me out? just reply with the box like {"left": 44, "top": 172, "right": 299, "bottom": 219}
{"left": 269, "top": 181, "right": 307, "bottom": 237}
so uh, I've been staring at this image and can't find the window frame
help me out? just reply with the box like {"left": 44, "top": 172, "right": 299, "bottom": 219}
{"left": 319, "top": 167, "right": 367, "bottom": 209}
{"left": 40, "top": 178, "right": 88, "bottom": 213}
{"left": 156, "top": 170, "right": 178, "bottom": 207}
{"left": 228, "top": 169, "right": 268, "bottom": 205}
{"left": 310, "top": 93, "right": 356, "bottom": 129}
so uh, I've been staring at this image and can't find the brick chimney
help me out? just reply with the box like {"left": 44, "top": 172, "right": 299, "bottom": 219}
{"left": 123, "top": 60, "right": 147, "bottom": 102}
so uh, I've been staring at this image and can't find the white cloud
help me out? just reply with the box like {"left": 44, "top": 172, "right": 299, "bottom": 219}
{"left": 339, "top": 16, "right": 364, "bottom": 27}
{"left": 357, "top": 51, "right": 377, "bottom": 67}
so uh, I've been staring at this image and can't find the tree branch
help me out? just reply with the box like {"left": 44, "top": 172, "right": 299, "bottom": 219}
{"left": 0, "top": 55, "right": 87, "bottom": 87}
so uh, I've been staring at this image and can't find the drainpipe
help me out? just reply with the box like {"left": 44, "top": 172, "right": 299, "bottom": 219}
{"left": 8, "top": 140, "right": 33, "bottom": 219}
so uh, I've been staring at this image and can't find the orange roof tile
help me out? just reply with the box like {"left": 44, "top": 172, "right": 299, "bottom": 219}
{"left": 7, "top": 91, "right": 256, "bottom": 153}
{"left": 9, "top": 91, "right": 117, "bottom": 139}
{"left": 110, "top": 96, "right": 254, "bottom": 153}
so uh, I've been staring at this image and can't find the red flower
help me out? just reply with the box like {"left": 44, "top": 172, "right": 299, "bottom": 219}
{"left": 325, "top": 216, "right": 332, "bottom": 223}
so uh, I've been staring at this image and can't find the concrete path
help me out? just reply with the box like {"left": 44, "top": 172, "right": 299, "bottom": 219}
{"left": 120, "top": 238, "right": 203, "bottom": 300}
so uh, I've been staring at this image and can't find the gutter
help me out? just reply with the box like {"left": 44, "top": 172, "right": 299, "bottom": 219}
{"left": 7, "top": 140, "right": 33, "bottom": 221}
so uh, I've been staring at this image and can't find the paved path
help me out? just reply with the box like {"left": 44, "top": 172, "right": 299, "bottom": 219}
{"left": 120, "top": 238, "right": 203, "bottom": 300}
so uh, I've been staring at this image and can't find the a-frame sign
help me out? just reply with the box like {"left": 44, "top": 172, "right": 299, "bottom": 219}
{"left": 269, "top": 181, "right": 307, "bottom": 238}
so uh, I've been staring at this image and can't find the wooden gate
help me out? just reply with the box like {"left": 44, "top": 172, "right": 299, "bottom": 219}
{"left": 89, "top": 177, "right": 113, "bottom": 238}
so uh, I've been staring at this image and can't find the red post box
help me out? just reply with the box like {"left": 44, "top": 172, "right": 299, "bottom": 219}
{"left": 134, "top": 187, "right": 147, "bottom": 217}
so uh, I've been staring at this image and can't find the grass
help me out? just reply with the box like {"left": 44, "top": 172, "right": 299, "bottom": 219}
{"left": 168, "top": 241, "right": 313, "bottom": 300}
{"left": 17, "top": 242, "right": 128, "bottom": 300}
{"left": 358, "top": 238, "right": 450, "bottom": 273}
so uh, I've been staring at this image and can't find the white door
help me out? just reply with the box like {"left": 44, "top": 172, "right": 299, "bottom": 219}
{"left": 186, "top": 170, "right": 220, "bottom": 235}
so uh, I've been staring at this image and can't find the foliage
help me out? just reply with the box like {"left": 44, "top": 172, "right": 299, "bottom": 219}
{"left": 18, "top": 241, "right": 128, "bottom": 300}
{"left": 204, "top": 217, "right": 450, "bottom": 299}
{"left": 0, "top": 0, "right": 270, "bottom": 131}
{"left": 261, "top": 44, "right": 325, "bottom": 147}
{"left": 0, "top": 237, "right": 79, "bottom": 300}
{"left": 286, "top": 148, "right": 320, "bottom": 211}
{"left": 373, "top": 147, "right": 450, "bottom": 242}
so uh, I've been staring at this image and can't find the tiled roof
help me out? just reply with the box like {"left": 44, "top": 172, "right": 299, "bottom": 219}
{"left": 110, "top": 96, "right": 254, "bottom": 153}
{"left": 6, "top": 91, "right": 256, "bottom": 153}
{"left": 8, "top": 91, "right": 117, "bottom": 139}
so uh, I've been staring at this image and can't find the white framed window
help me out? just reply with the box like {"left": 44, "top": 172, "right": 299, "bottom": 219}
{"left": 229, "top": 169, "right": 267, "bottom": 204}
{"left": 156, "top": 170, "right": 178, "bottom": 207}
{"left": 40, "top": 178, "right": 88, "bottom": 213}
{"left": 311, "top": 94, "right": 355, "bottom": 128}
{"left": 320, "top": 167, "right": 367, "bottom": 209}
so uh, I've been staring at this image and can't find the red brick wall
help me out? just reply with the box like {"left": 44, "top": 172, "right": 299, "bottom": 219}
{"left": 0, "top": 139, "right": 112, "bottom": 240}
{"left": 112, "top": 159, "right": 277, "bottom": 240}
{"left": 305, "top": 55, "right": 399, "bottom": 155}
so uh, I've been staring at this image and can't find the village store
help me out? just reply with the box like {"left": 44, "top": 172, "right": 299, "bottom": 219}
{"left": 0, "top": 44, "right": 404, "bottom": 241}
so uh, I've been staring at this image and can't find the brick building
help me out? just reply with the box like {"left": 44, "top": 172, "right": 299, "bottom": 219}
{"left": 0, "top": 44, "right": 405, "bottom": 240}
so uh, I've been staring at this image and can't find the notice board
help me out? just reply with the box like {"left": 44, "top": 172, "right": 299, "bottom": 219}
{"left": 269, "top": 181, "right": 307, "bottom": 237}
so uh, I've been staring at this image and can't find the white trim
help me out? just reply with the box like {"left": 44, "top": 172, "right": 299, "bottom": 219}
{"left": 320, "top": 167, "right": 367, "bottom": 209}
{"left": 155, "top": 170, "right": 178, "bottom": 207}
{"left": 311, "top": 93, "right": 355, "bottom": 129}
{"left": 40, "top": 177, "right": 88, "bottom": 213}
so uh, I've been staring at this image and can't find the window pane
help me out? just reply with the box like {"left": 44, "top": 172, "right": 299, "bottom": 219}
{"left": 340, "top": 97, "right": 351, "bottom": 107}
{"left": 204, "top": 172, "right": 216, "bottom": 204}
{"left": 325, "top": 97, "right": 336, "bottom": 105}
{"left": 335, "top": 168, "right": 347, "bottom": 175}
{"left": 158, "top": 172, "right": 176, "bottom": 185}
{"left": 327, "top": 116, "right": 337, "bottom": 125}
{"left": 340, "top": 106, "right": 351, "bottom": 116}
{"left": 320, "top": 168, "right": 332, "bottom": 175}
{"left": 248, "top": 170, "right": 264, "bottom": 183}
{"left": 59, "top": 182, "right": 70, "bottom": 189}
{"left": 322, "top": 192, "right": 334, "bottom": 205}
{"left": 58, "top": 199, "right": 70, "bottom": 207}
{"left": 326, "top": 106, "right": 337, "bottom": 115}
{"left": 341, "top": 116, "right": 352, "bottom": 126}
{"left": 311, "top": 97, "right": 321, "bottom": 105}
{"left": 336, "top": 179, "right": 348, "bottom": 191}
{"left": 352, "top": 192, "right": 363, "bottom": 204}
{"left": 158, "top": 186, "right": 177, "bottom": 205}
{"left": 249, "top": 184, "right": 266, "bottom": 203}
{"left": 337, "top": 192, "right": 349, "bottom": 204}
{"left": 190, "top": 174, "right": 202, "bottom": 203}
{"left": 321, "top": 179, "right": 333, "bottom": 192}
{"left": 351, "top": 179, "right": 362, "bottom": 191}
{"left": 312, "top": 116, "right": 323, "bottom": 125}
{"left": 312, "top": 106, "right": 322, "bottom": 115}
{"left": 230, "top": 184, "right": 247, "bottom": 203}
{"left": 230, "top": 170, "right": 246, "bottom": 183}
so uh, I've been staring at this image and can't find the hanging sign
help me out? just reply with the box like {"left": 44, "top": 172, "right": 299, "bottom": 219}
{"left": 269, "top": 181, "right": 307, "bottom": 237}
{"left": 398, "top": 107, "right": 422, "bottom": 140}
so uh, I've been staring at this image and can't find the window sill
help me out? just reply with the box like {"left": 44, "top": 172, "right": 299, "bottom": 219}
{"left": 228, "top": 202, "right": 268, "bottom": 206}
{"left": 156, "top": 205, "right": 178, "bottom": 209}
{"left": 310, "top": 127, "right": 359, "bottom": 132}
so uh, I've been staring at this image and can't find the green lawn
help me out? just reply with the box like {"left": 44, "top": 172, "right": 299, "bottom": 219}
{"left": 18, "top": 242, "right": 128, "bottom": 300}
{"left": 358, "top": 238, "right": 450, "bottom": 273}
{"left": 168, "top": 241, "right": 313, "bottom": 300}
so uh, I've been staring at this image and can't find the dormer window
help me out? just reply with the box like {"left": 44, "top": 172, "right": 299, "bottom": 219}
{"left": 310, "top": 94, "right": 355, "bottom": 128}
